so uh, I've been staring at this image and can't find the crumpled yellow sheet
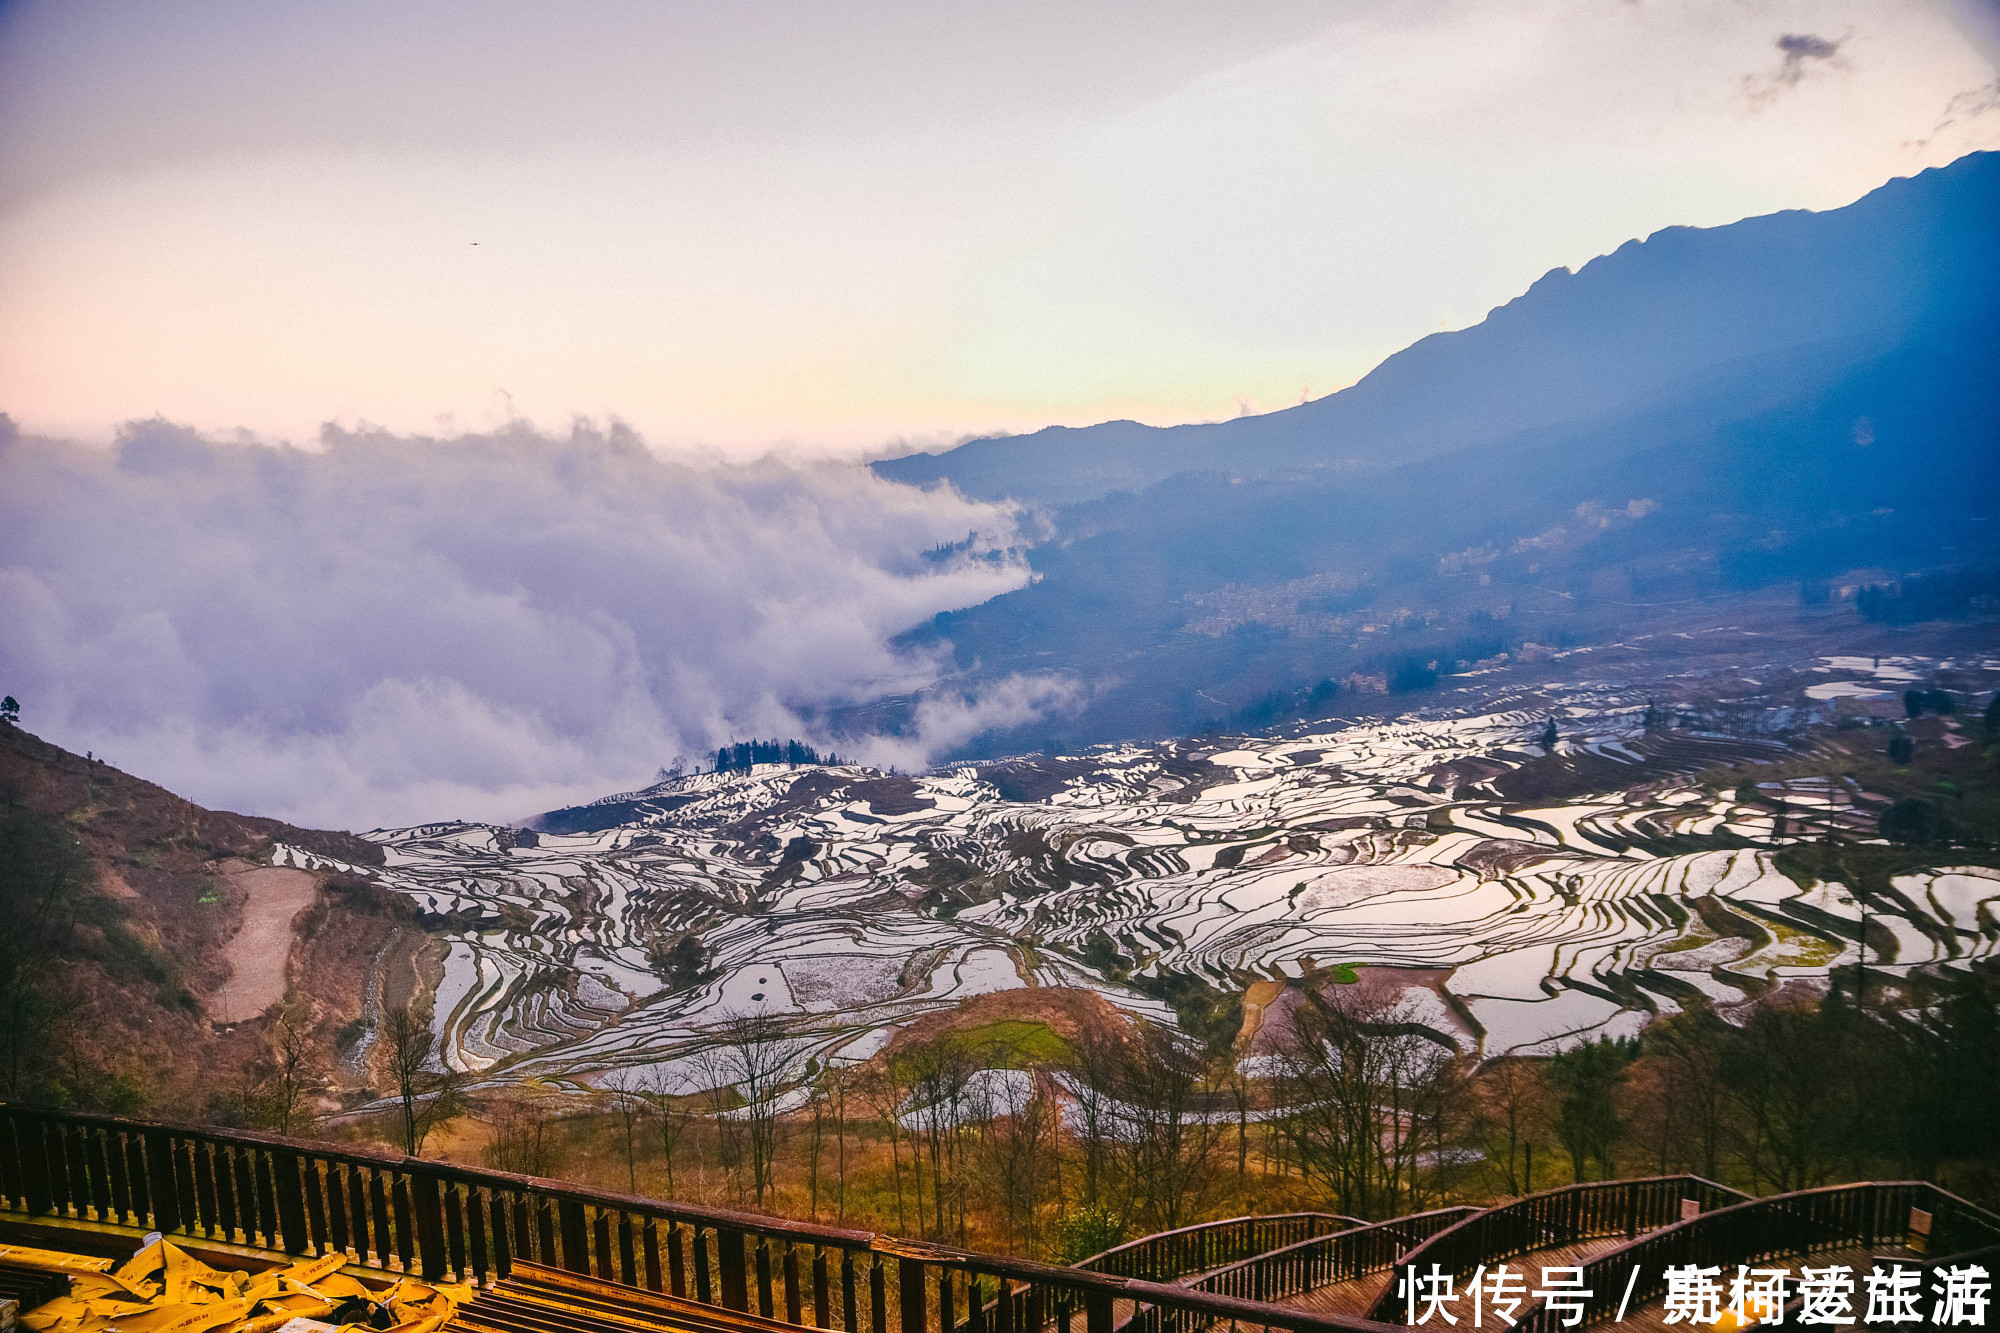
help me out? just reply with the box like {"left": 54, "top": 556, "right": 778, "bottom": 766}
{"left": 17, "top": 1238, "right": 473, "bottom": 1333}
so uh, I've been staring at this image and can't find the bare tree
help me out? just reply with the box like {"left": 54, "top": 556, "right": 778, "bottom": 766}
{"left": 1221, "top": 1059, "right": 1256, "bottom": 1185}
{"left": 864, "top": 1057, "right": 913, "bottom": 1234}
{"left": 1474, "top": 1057, "right": 1554, "bottom": 1197}
{"left": 483, "top": 1092, "right": 566, "bottom": 1176}
{"left": 1062, "top": 1020, "right": 1126, "bottom": 1215}
{"left": 1725, "top": 1003, "right": 1859, "bottom": 1193}
{"left": 1110, "top": 1021, "right": 1229, "bottom": 1234}
{"left": 694, "top": 1045, "right": 748, "bottom": 1203}
{"left": 1650, "top": 1010, "right": 1731, "bottom": 1180}
{"left": 1625, "top": 1058, "right": 1687, "bottom": 1177}
{"left": 696, "top": 1014, "right": 802, "bottom": 1208}
{"left": 382, "top": 1004, "right": 465, "bottom": 1156}
{"left": 1271, "top": 983, "right": 1459, "bottom": 1218}
{"left": 897, "top": 1032, "right": 979, "bottom": 1242}
{"left": 828, "top": 1060, "right": 852, "bottom": 1222}
{"left": 802, "top": 1068, "right": 829, "bottom": 1221}
{"left": 797, "top": 1061, "right": 858, "bottom": 1222}
{"left": 643, "top": 1067, "right": 696, "bottom": 1199}
{"left": 600, "top": 1067, "right": 648, "bottom": 1192}
{"left": 974, "top": 1065, "right": 1061, "bottom": 1256}
{"left": 264, "top": 1011, "right": 323, "bottom": 1137}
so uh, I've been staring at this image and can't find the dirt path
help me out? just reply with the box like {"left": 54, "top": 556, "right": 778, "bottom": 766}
{"left": 209, "top": 859, "right": 320, "bottom": 1023}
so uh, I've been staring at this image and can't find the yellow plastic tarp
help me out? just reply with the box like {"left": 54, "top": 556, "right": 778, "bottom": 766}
{"left": 18, "top": 1239, "right": 473, "bottom": 1333}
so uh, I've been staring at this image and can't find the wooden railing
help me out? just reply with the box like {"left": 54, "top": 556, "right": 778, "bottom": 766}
{"left": 1184, "top": 1207, "right": 1477, "bottom": 1309}
{"left": 0, "top": 1106, "right": 1404, "bottom": 1333}
{"left": 1508, "top": 1181, "right": 2000, "bottom": 1333}
{"left": 1362, "top": 1175, "right": 1748, "bottom": 1323}
{"left": 1077, "top": 1213, "right": 1360, "bottom": 1284}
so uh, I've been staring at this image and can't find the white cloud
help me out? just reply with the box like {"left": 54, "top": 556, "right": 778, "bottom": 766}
{"left": 0, "top": 418, "right": 1049, "bottom": 828}
{"left": 852, "top": 674, "right": 1088, "bottom": 773}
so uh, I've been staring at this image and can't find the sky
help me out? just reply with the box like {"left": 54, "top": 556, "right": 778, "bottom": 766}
{"left": 1, "top": 0, "right": 1997, "bottom": 455}
{"left": 2, "top": 1, "right": 1998, "bottom": 830}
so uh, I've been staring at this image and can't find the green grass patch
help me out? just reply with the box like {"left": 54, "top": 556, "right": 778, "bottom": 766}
{"left": 959, "top": 1019, "right": 1071, "bottom": 1068}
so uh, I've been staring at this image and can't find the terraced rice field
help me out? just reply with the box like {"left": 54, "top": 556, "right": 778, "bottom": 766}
{"left": 278, "top": 656, "right": 1999, "bottom": 1090}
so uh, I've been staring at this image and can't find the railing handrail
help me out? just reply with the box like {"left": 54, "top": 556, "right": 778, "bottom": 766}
{"left": 1191, "top": 1206, "right": 1480, "bottom": 1297}
{"left": 4, "top": 1104, "right": 877, "bottom": 1248}
{"left": 1076, "top": 1212, "right": 1361, "bottom": 1276}
{"left": 0, "top": 1104, "right": 1408, "bottom": 1333}
{"left": 1504, "top": 1180, "right": 2000, "bottom": 1333}
{"left": 1361, "top": 1175, "right": 1750, "bottom": 1323}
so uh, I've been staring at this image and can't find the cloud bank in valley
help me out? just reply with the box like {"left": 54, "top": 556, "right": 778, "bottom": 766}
{"left": 0, "top": 417, "right": 1046, "bottom": 829}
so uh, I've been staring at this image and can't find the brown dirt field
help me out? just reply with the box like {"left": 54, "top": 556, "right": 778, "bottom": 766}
{"left": 1236, "top": 978, "right": 1285, "bottom": 1047}
{"left": 209, "top": 858, "right": 322, "bottom": 1021}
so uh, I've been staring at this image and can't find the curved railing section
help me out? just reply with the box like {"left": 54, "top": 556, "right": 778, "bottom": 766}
{"left": 1509, "top": 1181, "right": 2000, "bottom": 1333}
{"left": 1186, "top": 1207, "right": 1478, "bottom": 1308}
{"left": 1078, "top": 1214, "right": 1361, "bottom": 1283}
{"left": 1363, "top": 1175, "right": 1749, "bottom": 1323}
{"left": 0, "top": 1105, "right": 1404, "bottom": 1333}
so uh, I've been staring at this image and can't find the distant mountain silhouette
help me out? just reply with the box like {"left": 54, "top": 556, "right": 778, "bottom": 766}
{"left": 876, "top": 152, "right": 2000, "bottom": 507}
{"left": 844, "top": 153, "right": 2000, "bottom": 758}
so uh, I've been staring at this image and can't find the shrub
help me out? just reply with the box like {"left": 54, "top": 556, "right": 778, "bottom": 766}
{"left": 1055, "top": 1206, "right": 1124, "bottom": 1264}
{"left": 1879, "top": 798, "right": 1943, "bottom": 844}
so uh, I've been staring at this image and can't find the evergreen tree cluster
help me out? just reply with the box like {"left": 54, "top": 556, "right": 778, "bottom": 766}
{"left": 1229, "top": 678, "right": 1339, "bottom": 731}
{"left": 1888, "top": 727, "right": 1916, "bottom": 765}
{"left": 1904, "top": 688, "right": 1958, "bottom": 718}
{"left": 1389, "top": 658, "right": 1439, "bottom": 693}
{"left": 714, "top": 738, "right": 837, "bottom": 773}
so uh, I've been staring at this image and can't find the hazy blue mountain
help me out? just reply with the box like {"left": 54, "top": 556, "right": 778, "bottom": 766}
{"left": 875, "top": 152, "right": 2000, "bottom": 508}
{"left": 854, "top": 310, "right": 1999, "bottom": 756}
{"left": 837, "top": 153, "right": 2000, "bottom": 758}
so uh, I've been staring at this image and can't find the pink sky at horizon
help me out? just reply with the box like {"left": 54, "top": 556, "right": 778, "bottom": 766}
{"left": 2, "top": 0, "right": 1997, "bottom": 460}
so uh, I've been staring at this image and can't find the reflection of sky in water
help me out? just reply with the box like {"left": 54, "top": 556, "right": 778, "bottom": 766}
{"left": 308, "top": 678, "right": 1991, "bottom": 1090}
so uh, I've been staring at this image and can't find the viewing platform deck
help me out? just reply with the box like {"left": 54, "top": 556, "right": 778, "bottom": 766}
{"left": 1, "top": 1108, "right": 1993, "bottom": 1333}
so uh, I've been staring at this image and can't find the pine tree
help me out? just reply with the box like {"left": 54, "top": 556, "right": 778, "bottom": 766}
{"left": 1539, "top": 718, "right": 1559, "bottom": 751}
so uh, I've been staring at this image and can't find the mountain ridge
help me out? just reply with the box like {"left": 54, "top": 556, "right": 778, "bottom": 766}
{"left": 867, "top": 307, "right": 1999, "bottom": 757}
{"left": 874, "top": 151, "right": 2000, "bottom": 507}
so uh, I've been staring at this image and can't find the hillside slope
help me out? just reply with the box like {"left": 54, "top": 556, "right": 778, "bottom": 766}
{"left": 875, "top": 152, "right": 1999, "bottom": 508}
{"left": 0, "top": 719, "right": 397, "bottom": 1117}
{"left": 855, "top": 304, "right": 2000, "bottom": 756}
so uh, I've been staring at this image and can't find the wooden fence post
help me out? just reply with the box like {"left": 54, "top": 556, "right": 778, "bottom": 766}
{"left": 899, "top": 1258, "right": 926, "bottom": 1333}
{"left": 720, "top": 1228, "right": 749, "bottom": 1311}
{"left": 144, "top": 1129, "right": 180, "bottom": 1233}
